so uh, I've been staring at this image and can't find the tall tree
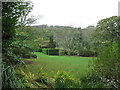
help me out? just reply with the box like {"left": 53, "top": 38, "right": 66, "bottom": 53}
{"left": 2, "top": 1, "right": 33, "bottom": 88}
{"left": 49, "top": 35, "right": 56, "bottom": 48}
{"left": 2, "top": 1, "right": 33, "bottom": 48}
{"left": 93, "top": 16, "right": 120, "bottom": 46}
{"left": 72, "top": 28, "right": 83, "bottom": 50}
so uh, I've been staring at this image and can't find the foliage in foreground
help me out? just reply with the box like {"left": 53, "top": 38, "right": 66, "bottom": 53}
{"left": 16, "top": 69, "right": 81, "bottom": 88}
{"left": 91, "top": 43, "right": 120, "bottom": 88}
{"left": 2, "top": 1, "right": 33, "bottom": 88}
{"left": 16, "top": 68, "right": 107, "bottom": 88}
{"left": 2, "top": 63, "right": 25, "bottom": 88}
{"left": 16, "top": 68, "right": 52, "bottom": 88}
{"left": 91, "top": 16, "right": 120, "bottom": 88}
{"left": 53, "top": 71, "right": 80, "bottom": 88}
{"left": 80, "top": 73, "right": 106, "bottom": 88}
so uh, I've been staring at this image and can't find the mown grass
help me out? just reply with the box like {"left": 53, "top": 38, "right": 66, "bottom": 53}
{"left": 24, "top": 52, "right": 94, "bottom": 79}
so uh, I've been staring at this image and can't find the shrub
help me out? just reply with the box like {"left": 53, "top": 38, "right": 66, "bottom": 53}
{"left": 16, "top": 68, "right": 51, "bottom": 88}
{"left": 80, "top": 73, "right": 106, "bottom": 88}
{"left": 21, "top": 52, "right": 36, "bottom": 59}
{"left": 12, "top": 46, "right": 35, "bottom": 59}
{"left": 41, "top": 45, "right": 50, "bottom": 48}
{"left": 60, "top": 49, "right": 96, "bottom": 56}
{"left": 2, "top": 63, "right": 25, "bottom": 88}
{"left": 59, "top": 49, "right": 68, "bottom": 56}
{"left": 38, "top": 48, "right": 42, "bottom": 52}
{"left": 67, "top": 50, "right": 78, "bottom": 56}
{"left": 22, "top": 53, "right": 31, "bottom": 58}
{"left": 32, "top": 54, "right": 37, "bottom": 58}
{"left": 36, "top": 68, "right": 49, "bottom": 85}
{"left": 92, "top": 43, "right": 120, "bottom": 88}
{"left": 78, "top": 50, "right": 95, "bottom": 57}
{"left": 42, "top": 48, "right": 49, "bottom": 55}
{"left": 53, "top": 71, "right": 80, "bottom": 88}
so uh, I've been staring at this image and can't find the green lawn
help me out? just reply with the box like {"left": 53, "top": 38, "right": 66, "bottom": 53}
{"left": 24, "top": 52, "right": 94, "bottom": 79}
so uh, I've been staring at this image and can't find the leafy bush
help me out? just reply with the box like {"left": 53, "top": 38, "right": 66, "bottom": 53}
{"left": 90, "top": 16, "right": 120, "bottom": 88}
{"left": 92, "top": 43, "right": 120, "bottom": 88}
{"left": 20, "top": 52, "right": 37, "bottom": 59}
{"left": 53, "top": 71, "right": 80, "bottom": 88}
{"left": 22, "top": 53, "right": 32, "bottom": 58}
{"left": 38, "top": 48, "right": 42, "bottom": 52}
{"left": 2, "top": 48, "right": 23, "bottom": 65}
{"left": 67, "top": 50, "right": 78, "bottom": 56}
{"left": 59, "top": 49, "right": 68, "bottom": 56}
{"left": 80, "top": 73, "right": 106, "bottom": 88}
{"left": 11, "top": 43, "right": 34, "bottom": 59}
{"left": 78, "top": 50, "right": 95, "bottom": 57}
{"left": 2, "top": 63, "right": 25, "bottom": 88}
{"left": 35, "top": 68, "right": 49, "bottom": 85}
{"left": 32, "top": 54, "right": 37, "bottom": 58}
{"left": 41, "top": 45, "right": 50, "bottom": 48}
{"left": 16, "top": 68, "right": 51, "bottom": 88}
{"left": 42, "top": 48, "right": 49, "bottom": 55}
{"left": 59, "top": 49, "right": 96, "bottom": 56}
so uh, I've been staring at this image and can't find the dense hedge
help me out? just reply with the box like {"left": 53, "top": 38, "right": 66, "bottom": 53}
{"left": 42, "top": 48, "right": 59, "bottom": 55}
{"left": 59, "top": 49, "right": 97, "bottom": 57}
{"left": 42, "top": 48, "right": 97, "bottom": 57}
{"left": 42, "top": 48, "right": 49, "bottom": 55}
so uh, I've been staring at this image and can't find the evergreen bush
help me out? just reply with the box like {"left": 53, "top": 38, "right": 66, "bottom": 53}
{"left": 78, "top": 50, "right": 95, "bottom": 57}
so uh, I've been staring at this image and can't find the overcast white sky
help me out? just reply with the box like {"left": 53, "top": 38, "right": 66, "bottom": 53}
{"left": 30, "top": 0, "right": 119, "bottom": 28}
